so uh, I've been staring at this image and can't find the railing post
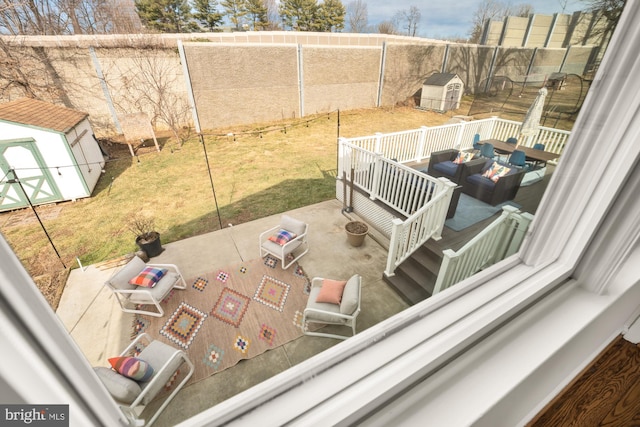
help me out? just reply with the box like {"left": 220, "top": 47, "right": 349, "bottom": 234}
{"left": 385, "top": 218, "right": 404, "bottom": 277}
{"left": 488, "top": 116, "right": 498, "bottom": 139}
{"left": 453, "top": 123, "right": 465, "bottom": 149}
{"left": 369, "top": 152, "right": 383, "bottom": 201}
{"left": 338, "top": 137, "right": 347, "bottom": 178}
{"left": 432, "top": 178, "right": 457, "bottom": 241}
{"left": 433, "top": 249, "right": 456, "bottom": 294}
{"left": 505, "top": 211, "right": 534, "bottom": 257}
{"left": 374, "top": 132, "right": 382, "bottom": 154}
{"left": 416, "top": 126, "right": 428, "bottom": 162}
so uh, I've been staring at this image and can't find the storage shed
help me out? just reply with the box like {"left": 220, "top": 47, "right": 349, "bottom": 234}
{"left": 420, "top": 73, "right": 464, "bottom": 112}
{"left": 0, "top": 98, "right": 105, "bottom": 211}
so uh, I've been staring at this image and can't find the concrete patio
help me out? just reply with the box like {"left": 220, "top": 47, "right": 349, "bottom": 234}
{"left": 56, "top": 199, "right": 409, "bottom": 426}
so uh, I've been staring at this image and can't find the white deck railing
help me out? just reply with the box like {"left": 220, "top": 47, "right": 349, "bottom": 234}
{"left": 433, "top": 206, "right": 534, "bottom": 294}
{"left": 341, "top": 117, "right": 570, "bottom": 165}
{"left": 337, "top": 117, "right": 567, "bottom": 277}
{"left": 385, "top": 180, "right": 456, "bottom": 276}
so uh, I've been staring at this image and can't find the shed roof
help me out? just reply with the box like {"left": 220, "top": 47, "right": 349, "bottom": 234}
{"left": 423, "top": 73, "right": 460, "bottom": 86}
{"left": 0, "top": 98, "right": 88, "bottom": 133}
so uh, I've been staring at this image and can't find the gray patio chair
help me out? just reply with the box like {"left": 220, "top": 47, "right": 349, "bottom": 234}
{"left": 105, "top": 256, "right": 186, "bottom": 317}
{"left": 259, "top": 214, "right": 309, "bottom": 269}
{"left": 303, "top": 275, "right": 361, "bottom": 340}
{"left": 93, "top": 332, "right": 194, "bottom": 426}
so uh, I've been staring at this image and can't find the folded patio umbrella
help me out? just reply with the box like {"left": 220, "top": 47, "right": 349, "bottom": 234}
{"left": 518, "top": 87, "right": 548, "bottom": 146}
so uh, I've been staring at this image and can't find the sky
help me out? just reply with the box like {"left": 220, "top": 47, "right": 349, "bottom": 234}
{"left": 363, "top": 0, "right": 585, "bottom": 40}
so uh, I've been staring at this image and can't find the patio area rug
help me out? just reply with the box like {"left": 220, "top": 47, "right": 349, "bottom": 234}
{"left": 445, "top": 193, "right": 521, "bottom": 232}
{"left": 132, "top": 255, "right": 312, "bottom": 386}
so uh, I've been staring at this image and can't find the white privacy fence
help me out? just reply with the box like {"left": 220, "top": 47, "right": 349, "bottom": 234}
{"left": 433, "top": 206, "right": 534, "bottom": 294}
{"left": 340, "top": 117, "right": 570, "bottom": 165}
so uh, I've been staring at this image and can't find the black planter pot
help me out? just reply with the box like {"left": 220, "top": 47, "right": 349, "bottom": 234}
{"left": 136, "top": 232, "right": 163, "bottom": 258}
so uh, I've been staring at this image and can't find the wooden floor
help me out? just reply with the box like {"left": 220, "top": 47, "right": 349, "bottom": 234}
{"left": 528, "top": 336, "right": 640, "bottom": 426}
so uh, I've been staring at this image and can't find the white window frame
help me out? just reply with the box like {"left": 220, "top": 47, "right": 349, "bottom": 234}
{"left": 1, "top": 4, "right": 639, "bottom": 426}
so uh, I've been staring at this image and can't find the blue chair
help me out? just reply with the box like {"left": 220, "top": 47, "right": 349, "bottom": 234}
{"left": 472, "top": 133, "right": 481, "bottom": 152}
{"left": 506, "top": 137, "right": 518, "bottom": 145}
{"left": 480, "top": 143, "right": 495, "bottom": 159}
{"left": 531, "top": 143, "right": 547, "bottom": 168}
{"left": 509, "top": 150, "right": 527, "bottom": 170}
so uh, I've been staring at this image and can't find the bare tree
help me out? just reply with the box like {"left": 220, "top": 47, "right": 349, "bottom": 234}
{"left": 396, "top": 6, "right": 421, "bottom": 37}
{"left": 347, "top": 0, "right": 368, "bottom": 33}
{"left": 107, "top": 48, "right": 193, "bottom": 145}
{"left": 377, "top": 20, "right": 397, "bottom": 35}
{"left": 0, "top": 0, "right": 141, "bottom": 35}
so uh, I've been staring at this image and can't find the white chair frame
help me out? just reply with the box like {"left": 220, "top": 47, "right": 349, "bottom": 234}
{"left": 259, "top": 219, "right": 309, "bottom": 269}
{"left": 113, "top": 333, "right": 194, "bottom": 426}
{"left": 105, "top": 257, "right": 187, "bottom": 317}
{"left": 303, "top": 276, "right": 362, "bottom": 340}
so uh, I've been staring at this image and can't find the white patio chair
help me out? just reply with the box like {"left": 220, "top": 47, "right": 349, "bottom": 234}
{"left": 303, "top": 275, "right": 361, "bottom": 340}
{"left": 105, "top": 256, "right": 186, "bottom": 317}
{"left": 93, "top": 333, "right": 194, "bottom": 426}
{"left": 259, "top": 214, "right": 309, "bottom": 269}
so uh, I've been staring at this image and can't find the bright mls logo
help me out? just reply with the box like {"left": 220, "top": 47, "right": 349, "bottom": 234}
{"left": 1, "top": 405, "right": 68, "bottom": 426}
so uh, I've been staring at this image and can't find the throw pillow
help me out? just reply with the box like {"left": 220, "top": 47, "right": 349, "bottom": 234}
{"left": 128, "top": 267, "right": 167, "bottom": 288}
{"left": 268, "top": 229, "right": 297, "bottom": 246}
{"left": 482, "top": 162, "right": 511, "bottom": 183}
{"left": 108, "top": 356, "right": 154, "bottom": 382}
{"left": 453, "top": 152, "right": 474, "bottom": 164}
{"left": 316, "top": 279, "right": 347, "bottom": 305}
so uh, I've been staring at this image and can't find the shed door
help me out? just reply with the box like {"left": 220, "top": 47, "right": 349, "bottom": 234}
{"left": 445, "top": 83, "right": 462, "bottom": 111}
{"left": 0, "top": 140, "right": 61, "bottom": 210}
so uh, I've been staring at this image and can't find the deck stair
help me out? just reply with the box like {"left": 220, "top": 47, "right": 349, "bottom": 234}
{"left": 383, "top": 241, "right": 443, "bottom": 305}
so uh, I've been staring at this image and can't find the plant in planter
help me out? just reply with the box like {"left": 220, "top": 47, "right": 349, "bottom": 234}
{"left": 127, "top": 212, "right": 163, "bottom": 258}
{"left": 345, "top": 220, "right": 369, "bottom": 247}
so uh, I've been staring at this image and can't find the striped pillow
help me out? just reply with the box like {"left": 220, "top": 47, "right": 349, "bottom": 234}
{"left": 108, "top": 356, "right": 154, "bottom": 382}
{"left": 128, "top": 267, "right": 167, "bottom": 288}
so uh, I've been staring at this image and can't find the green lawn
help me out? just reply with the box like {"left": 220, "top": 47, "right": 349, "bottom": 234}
{"left": 1, "top": 106, "right": 457, "bottom": 308}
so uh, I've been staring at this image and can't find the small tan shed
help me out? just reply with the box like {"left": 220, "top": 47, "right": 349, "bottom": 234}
{"left": 420, "top": 73, "right": 464, "bottom": 112}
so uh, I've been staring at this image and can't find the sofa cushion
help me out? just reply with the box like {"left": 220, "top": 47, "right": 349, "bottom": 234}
{"left": 467, "top": 173, "right": 496, "bottom": 191}
{"left": 453, "top": 151, "right": 474, "bottom": 164}
{"left": 433, "top": 161, "right": 458, "bottom": 177}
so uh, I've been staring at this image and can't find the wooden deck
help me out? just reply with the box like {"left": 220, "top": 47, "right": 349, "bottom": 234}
{"left": 425, "top": 164, "right": 553, "bottom": 253}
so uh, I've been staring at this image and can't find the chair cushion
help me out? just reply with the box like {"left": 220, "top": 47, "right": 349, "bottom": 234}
{"left": 316, "top": 279, "right": 347, "bottom": 305}
{"left": 261, "top": 239, "right": 302, "bottom": 257}
{"left": 108, "top": 356, "right": 154, "bottom": 381}
{"left": 106, "top": 256, "right": 147, "bottom": 291}
{"left": 280, "top": 215, "right": 306, "bottom": 236}
{"left": 268, "top": 229, "right": 297, "bottom": 245}
{"left": 340, "top": 275, "right": 360, "bottom": 315}
{"left": 129, "top": 267, "right": 167, "bottom": 288}
{"left": 94, "top": 367, "right": 141, "bottom": 404}
{"left": 467, "top": 173, "right": 496, "bottom": 191}
{"left": 306, "top": 287, "right": 346, "bottom": 324}
{"left": 137, "top": 340, "right": 185, "bottom": 405}
{"left": 433, "top": 161, "right": 458, "bottom": 177}
{"left": 128, "top": 271, "right": 180, "bottom": 304}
